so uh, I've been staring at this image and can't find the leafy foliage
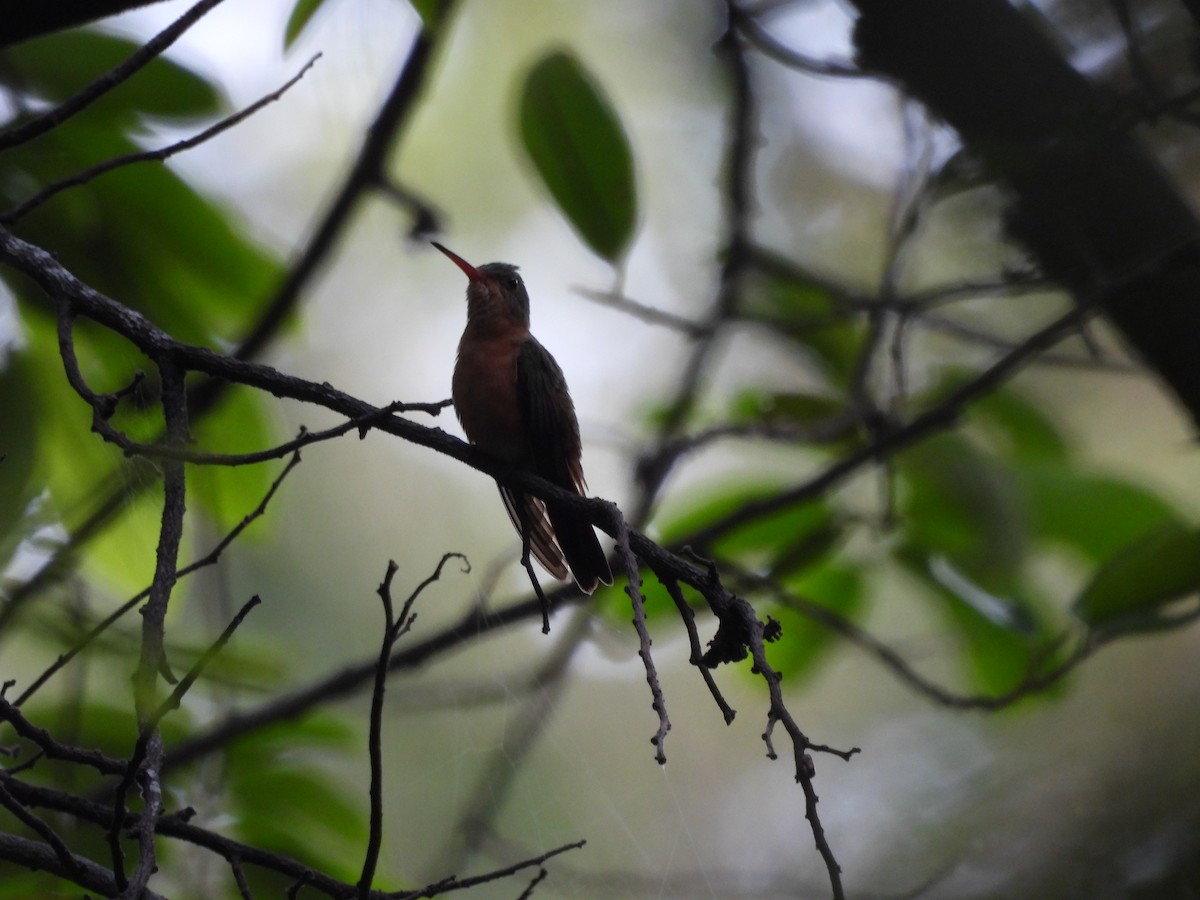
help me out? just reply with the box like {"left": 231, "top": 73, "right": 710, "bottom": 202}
{"left": 3, "top": 3, "right": 1200, "bottom": 899}
{"left": 518, "top": 50, "right": 638, "bottom": 264}
{"left": 284, "top": 0, "right": 329, "bottom": 49}
{"left": 0, "top": 28, "right": 282, "bottom": 590}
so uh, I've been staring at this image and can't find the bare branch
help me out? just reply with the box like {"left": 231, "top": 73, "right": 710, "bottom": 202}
{"left": 393, "top": 839, "right": 586, "bottom": 900}
{"left": 358, "top": 561, "right": 400, "bottom": 900}
{"left": 0, "top": 781, "right": 83, "bottom": 879}
{"left": 573, "top": 286, "right": 710, "bottom": 337}
{"left": 0, "top": 831, "right": 167, "bottom": 900}
{"left": 611, "top": 507, "right": 670, "bottom": 763}
{"left": 661, "top": 577, "right": 736, "bottom": 725}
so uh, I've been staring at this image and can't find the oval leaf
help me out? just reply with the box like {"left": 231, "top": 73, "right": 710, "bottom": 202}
{"left": 1075, "top": 523, "right": 1200, "bottom": 631}
{"left": 411, "top": 0, "right": 445, "bottom": 28}
{"left": 518, "top": 50, "right": 637, "bottom": 263}
{"left": 1, "top": 30, "right": 221, "bottom": 118}
{"left": 284, "top": 0, "right": 329, "bottom": 49}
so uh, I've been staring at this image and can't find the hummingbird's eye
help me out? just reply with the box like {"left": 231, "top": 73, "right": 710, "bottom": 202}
{"left": 504, "top": 276, "right": 520, "bottom": 290}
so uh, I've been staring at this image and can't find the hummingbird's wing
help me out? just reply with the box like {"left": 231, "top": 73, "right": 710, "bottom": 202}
{"left": 515, "top": 338, "right": 583, "bottom": 490}
{"left": 515, "top": 338, "right": 612, "bottom": 593}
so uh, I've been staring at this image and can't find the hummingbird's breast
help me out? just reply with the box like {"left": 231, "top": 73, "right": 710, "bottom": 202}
{"left": 453, "top": 330, "right": 530, "bottom": 464}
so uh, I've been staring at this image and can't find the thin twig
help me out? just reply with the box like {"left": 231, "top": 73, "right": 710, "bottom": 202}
{"left": 145, "top": 596, "right": 262, "bottom": 733}
{"left": 231, "top": 856, "right": 256, "bottom": 900}
{"left": 359, "top": 555, "right": 466, "bottom": 898}
{"left": 426, "top": 608, "right": 591, "bottom": 878}
{"left": 632, "top": 6, "right": 759, "bottom": 524}
{"left": 612, "top": 508, "right": 670, "bottom": 763}
{"left": 358, "top": 561, "right": 401, "bottom": 900}
{"left": 393, "top": 839, "right": 585, "bottom": 900}
{"left": 572, "top": 286, "right": 710, "bottom": 337}
{"left": 685, "top": 304, "right": 1098, "bottom": 548}
{"left": 661, "top": 577, "right": 736, "bottom": 724}
{"left": 0, "top": 781, "right": 84, "bottom": 878}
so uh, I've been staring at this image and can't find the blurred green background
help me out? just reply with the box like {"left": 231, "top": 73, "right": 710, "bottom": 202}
{"left": 3, "top": 1, "right": 1200, "bottom": 897}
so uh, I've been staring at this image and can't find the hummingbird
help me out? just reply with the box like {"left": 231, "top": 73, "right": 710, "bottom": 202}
{"left": 433, "top": 241, "right": 613, "bottom": 594}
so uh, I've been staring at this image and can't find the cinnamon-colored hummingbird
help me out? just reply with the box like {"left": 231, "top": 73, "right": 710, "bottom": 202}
{"left": 433, "top": 242, "right": 613, "bottom": 594}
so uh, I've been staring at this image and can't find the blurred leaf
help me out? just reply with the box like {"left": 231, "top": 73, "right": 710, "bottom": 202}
{"left": 766, "top": 563, "right": 864, "bottom": 681}
{"left": 899, "top": 548, "right": 1052, "bottom": 695}
{"left": 939, "top": 374, "right": 1068, "bottom": 463}
{"left": 0, "top": 30, "right": 221, "bottom": 119}
{"left": 19, "top": 699, "right": 191, "bottom": 765}
{"left": 411, "top": 0, "right": 444, "bottom": 28}
{"left": 730, "top": 389, "right": 845, "bottom": 427}
{"left": 0, "top": 111, "right": 283, "bottom": 575}
{"left": 519, "top": 50, "right": 637, "bottom": 263}
{"left": 0, "top": 352, "right": 40, "bottom": 550}
{"left": 926, "top": 553, "right": 1035, "bottom": 634}
{"left": 284, "top": 0, "right": 328, "bottom": 49}
{"left": 595, "top": 570, "right": 681, "bottom": 623}
{"left": 655, "top": 480, "right": 835, "bottom": 568}
{"left": 1020, "top": 466, "right": 1183, "bottom": 563}
{"left": 740, "top": 270, "right": 861, "bottom": 385}
{"left": 897, "top": 433, "right": 1028, "bottom": 587}
{"left": 227, "top": 716, "right": 364, "bottom": 879}
{"left": 0, "top": 869, "right": 74, "bottom": 899}
{"left": 189, "top": 386, "right": 273, "bottom": 531}
{"left": 21, "top": 314, "right": 165, "bottom": 594}
{"left": 1074, "top": 522, "right": 1200, "bottom": 632}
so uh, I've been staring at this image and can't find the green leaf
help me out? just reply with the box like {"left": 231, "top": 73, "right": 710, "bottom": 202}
{"left": 899, "top": 548, "right": 1052, "bottom": 696}
{"left": 594, "top": 570, "right": 682, "bottom": 623}
{"left": 1074, "top": 522, "right": 1200, "bottom": 632}
{"left": 740, "top": 270, "right": 861, "bottom": 385}
{"left": 0, "top": 29, "right": 221, "bottom": 118}
{"left": 766, "top": 564, "right": 864, "bottom": 682}
{"left": 730, "top": 389, "right": 846, "bottom": 427}
{"left": 284, "top": 0, "right": 328, "bottom": 49}
{"left": 518, "top": 50, "right": 637, "bottom": 263}
{"left": 411, "top": 0, "right": 444, "bottom": 28}
{"left": 0, "top": 353, "right": 40, "bottom": 552}
{"left": 1021, "top": 466, "right": 1183, "bottom": 563}
{"left": 897, "top": 433, "right": 1028, "bottom": 585}
{"left": 948, "top": 376, "right": 1068, "bottom": 463}
{"left": 189, "top": 386, "right": 273, "bottom": 531}
{"left": 654, "top": 480, "right": 836, "bottom": 569}
{"left": 227, "top": 716, "right": 364, "bottom": 879}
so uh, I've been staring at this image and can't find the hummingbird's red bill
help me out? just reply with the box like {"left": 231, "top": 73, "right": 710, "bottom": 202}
{"left": 431, "top": 241, "right": 483, "bottom": 282}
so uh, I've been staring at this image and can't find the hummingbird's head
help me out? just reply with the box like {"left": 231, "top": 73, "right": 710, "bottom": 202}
{"left": 432, "top": 242, "right": 530, "bottom": 327}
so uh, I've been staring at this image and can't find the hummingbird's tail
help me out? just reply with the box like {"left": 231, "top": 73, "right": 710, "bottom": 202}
{"left": 500, "top": 487, "right": 613, "bottom": 593}
{"left": 547, "top": 502, "right": 613, "bottom": 595}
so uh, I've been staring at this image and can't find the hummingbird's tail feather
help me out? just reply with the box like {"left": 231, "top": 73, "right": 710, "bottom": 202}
{"left": 547, "top": 503, "right": 613, "bottom": 595}
{"left": 500, "top": 487, "right": 569, "bottom": 581}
